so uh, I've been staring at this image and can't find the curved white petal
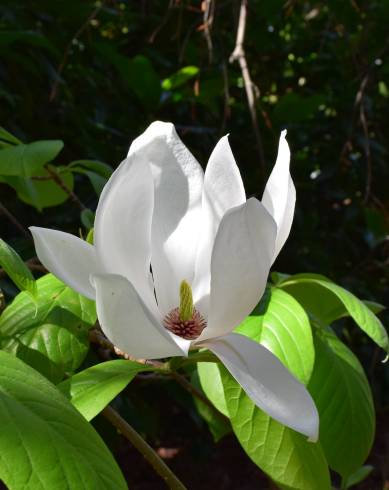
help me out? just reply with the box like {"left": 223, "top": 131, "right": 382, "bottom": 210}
{"left": 204, "top": 333, "right": 319, "bottom": 441}
{"left": 94, "top": 154, "right": 156, "bottom": 315}
{"left": 129, "top": 121, "right": 204, "bottom": 316}
{"left": 193, "top": 135, "right": 246, "bottom": 314}
{"left": 262, "top": 131, "right": 296, "bottom": 262}
{"left": 196, "top": 198, "right": 276, "bottom": 342}
{"left": 91, "top": 273, "right": 190, "bottom": 359}
{"left": 30, "top": 227, "right": 99, "bottom": 299}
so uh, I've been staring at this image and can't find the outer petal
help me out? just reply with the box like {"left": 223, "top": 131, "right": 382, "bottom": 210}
{"left": 129, "top": 121, "right": 204, "bottom": 316}
{"left": 30, "top": 227, "right": 99, "bottom": 299}
{"left": 196, "top": 198, "right": 276, "bottom": 342}
{"left": 193, "top": 135, "right": 246, "bottom": 313}
{"left": 262, "top": 131, "right": 296, "bottom": 262}
{"left": 204, "top": 333, "right": 319, "bottom": 441}
{"left": 91, "top": 274, "right": 190, "bottom": 359}
{"left": 94, "top": 153, "right": 156, "bottom": 315}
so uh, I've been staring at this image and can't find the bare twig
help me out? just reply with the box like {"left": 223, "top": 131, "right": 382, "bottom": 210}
{"left": 45, "top": 165, "right": 87, "bottom": 211}
{"left": 49, "top": 3, "right": 104, "bottom": 102}
{"left": 148, "top": 0, "right": 174, "bottom": 43}
{"left": 229, "top": 0, "right": 265, "bottom": 176}
{"left": 0, "top": 201, "right": 30, "bottom": 239}
{"left": 103, "top": 406, "right": 187, "bottom": 490}
{"left": 201, "top": 0, "right": 215, "bottom": 63}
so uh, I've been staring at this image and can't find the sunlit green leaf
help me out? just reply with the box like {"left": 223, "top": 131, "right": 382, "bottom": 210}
{"left": 0, "top": 238, "right": 37, "bottom": 297}
{"left": 0, "top": 351, "right": 127, "bottom": 489}
{"left": 308, "top": 329, "right": 374, "bottom": 478}
{"left": 58, "top": 359, "right": 152, "bottom": 421}
{"left": 278, "top": 273, "right": 388, "bottom": 353}
{"left": 162, "top": 66, "right": 199, "bottom": 90}
{"left": 0, "top": 274, "right": 96, "bottom": 382}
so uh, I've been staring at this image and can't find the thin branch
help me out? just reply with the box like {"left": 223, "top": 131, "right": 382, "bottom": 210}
{"left": 49, "top": 3, "right": 104, "bottom": 102}
{"left": 0, "top": 201, "right": 30, "bottom": 239}
{"left": 229, "top": 0, "right": 265, "bottom": 177}
{"left": 45, "top": 165, "right": 87, "bottom": 211}
{"left": 201, "top": 0, "right": 215, "bottom": 63}
{"left": 103, "top": 406, "right": 187, "bottom": 490}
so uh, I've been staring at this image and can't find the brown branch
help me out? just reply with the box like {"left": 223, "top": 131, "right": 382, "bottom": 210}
{"left": 201, "top": 0, "right": 215, "bottom": 64}
{"left": 45, "top": 165, "right": 87, "bottom": 211}
{"left": 49, "top": 3, "right": 104, "bottom": 102}
{"left": 229, "top": 0, "right": 265, "bottom": 177}
{"left": 103, "top": 406, "right": 187, "bottom": 490}
{"left": 0, "top": 201, "right": 30, "bottom": 239}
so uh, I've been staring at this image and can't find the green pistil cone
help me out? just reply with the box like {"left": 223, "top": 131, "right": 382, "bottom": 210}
{"left": 179, "top": 280, "right": 194, "bottom": 321}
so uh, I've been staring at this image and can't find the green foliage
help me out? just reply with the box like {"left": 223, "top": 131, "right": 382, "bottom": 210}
{"left": 309, "top": 329, "right": 374, "bottom": 478}
{"left": 58, "top": 359, "right": 152, "bottom": 421}
{"left": 0, "top": 274, "right": 96, "bottom": 382}
{"left": 162, "top": 66, "right": 199, "bottom": 90}
{"left": 0, "top": 238, "right": 37, "bottom": 297}
{"left": 278, "top": 273, "right": 388, "bottom": 353}
{"left": 0, "top": 350, "right": 127, "bottom": 490}
{"left": 235, "top": 288, "right": 314, "bottom": 384}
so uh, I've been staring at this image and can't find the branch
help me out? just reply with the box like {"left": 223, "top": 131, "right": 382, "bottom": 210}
{"left": 0, "top": 201, "right": 30, "bottom": 239}
{"left": 229, "top": 0, "right": 265, "bottom": 176}
{"left": 103, "top": 406, "right": 187, "bottom": 490}
{"left": 45, "top": 165, "right": 87, "bottom": 211}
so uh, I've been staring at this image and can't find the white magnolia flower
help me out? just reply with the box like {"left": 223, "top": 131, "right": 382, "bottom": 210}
{"left": 30, "top": 121, "right": 318, "bottom": 441}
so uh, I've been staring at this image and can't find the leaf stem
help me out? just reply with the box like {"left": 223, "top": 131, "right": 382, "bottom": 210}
{"left": 102, "top": 405, "right": 187, "bottom": 490}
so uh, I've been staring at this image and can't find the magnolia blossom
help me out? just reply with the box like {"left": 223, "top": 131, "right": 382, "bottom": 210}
{"left": 30, "top": 121, "right": 318, "bottom": 441}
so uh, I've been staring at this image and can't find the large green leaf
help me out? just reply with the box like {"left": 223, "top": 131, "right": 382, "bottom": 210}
{"left": 308, "top": 328, "right": 375, "bottom": 478}
{"left": 278, "top": 273, "right": 388, "bottom": 354}
{"left": 0, "top": 350, "right": 127, "bottom": 490}
{"left": 0, "top": 139, "right": 63, "bottom": 177}
{"left": 235, "top": 288, "right": 314, "bottom": 384}
{"left": 221, "top": 366, "right": 331, "bottom": 490}
{"left": 198, "top": 289, "right": 329, "bottom": 489}
{"left": 0, "top": 238, "right": 37, "bottom": 297}
{"left": 0, "top": 166, "right": 74, "bottom": 210}
{"left": 0, "top": 274, "right": 96, "bottom": 382}
{"left": 58, "top": 359, "right": 152, "bottom": 421}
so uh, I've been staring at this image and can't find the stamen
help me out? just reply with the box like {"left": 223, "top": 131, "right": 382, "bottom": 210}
{"left": 163, "top": 307, "right": 207, "bottom": 340}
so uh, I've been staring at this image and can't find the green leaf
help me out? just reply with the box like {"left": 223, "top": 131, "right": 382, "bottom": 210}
{"left": 162, "top": 66, "right": 199, "bottom": 90}
{"left": 0, "top": 140, "right": 63, "bottom": 177}
{"left": 343, "top": 465, "right": 374, "bottom": 489}
{"left": 199, "top": 288, "right": 328, "bottom": 489}
{"left": 278, "top": 273, "right": 388, "bottom": 353}
{"left": 235, "top": 288, "right": 314, "bottom": 384}
{"left": 0, "top": 126, "right": 22, "bottom": 145}
{"left": 197, "top": 361, "right": 228, "bottom": 416}
{"left": 308, "top": 329, "right": 375, "bottom": 478}
{"left": 221, "top": 366, "right": 331, "bottom": 490}
{"left": 0, "top": 239, "right": 37, "bottom": 297}
{"left": 69, "top": 159, "right": 112, "bottom": 195}
{"left": 191, "top": 369, "right": 231, "bottom": 442}
{"left": 0, "top": 350, "right": 127, "bottom": 489}
{"left": 0, "top": 166, "right": 74, "bottom": 210}
{"left": 0, "top": 274, "right": 96, "bottom": 382}
{"left": 58, "top": 359, "right": 152, "bottom": 421}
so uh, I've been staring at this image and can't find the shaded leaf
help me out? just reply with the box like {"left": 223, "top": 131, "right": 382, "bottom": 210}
{"left": 0, "top": 238, "right": 37, "bottom": 297}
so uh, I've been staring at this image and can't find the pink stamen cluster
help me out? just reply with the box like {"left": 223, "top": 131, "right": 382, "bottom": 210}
{"left": 163, "top": 308, "right": 207, "bottom": 340}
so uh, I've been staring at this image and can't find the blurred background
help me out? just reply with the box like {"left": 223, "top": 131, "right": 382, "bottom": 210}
{"left": 0, "top": 1, "right": 388, "bottom": 488}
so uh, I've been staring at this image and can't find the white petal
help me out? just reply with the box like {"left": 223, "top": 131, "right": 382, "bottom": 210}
{"left": 30, "top": 227, "right": 99, "bottom": 299}
{"left": 196, "top": 198, "right": 276, "bottom": 342}
{"left": 193, "top": 135, "right": 246, "bottom": 314}
{"left": 130, "top": 121, "right": 204, "bottom": 316}
{"left": 91, "top": 273, "right": 190, "bottom": 359}
{"left": 204, "top": 333, "right": 319, "bottom": 441}
{"left": 262, "top": 131, "right": 296, "bottom": 262}
{"left": 94, "top": 153, "right": 156, "bottom": 315}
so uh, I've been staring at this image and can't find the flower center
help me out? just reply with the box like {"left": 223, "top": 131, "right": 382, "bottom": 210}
{"left": 162, "top": 280, "right": 206, "bottom": 340}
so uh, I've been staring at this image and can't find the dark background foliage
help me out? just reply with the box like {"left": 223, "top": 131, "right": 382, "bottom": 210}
{"left": 0, "top": 1, "right": 388, "bottom": 488}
